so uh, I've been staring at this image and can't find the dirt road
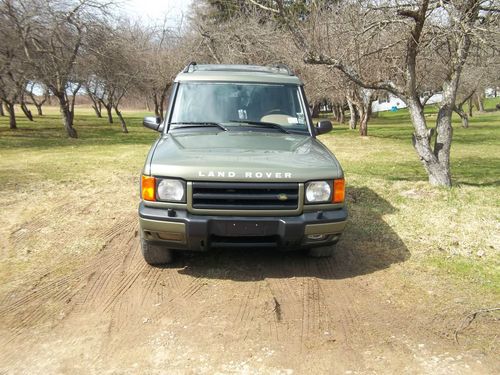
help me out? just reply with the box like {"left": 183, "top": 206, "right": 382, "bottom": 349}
{"left": 0, "top": 216, "right": 497, "bottom": 374}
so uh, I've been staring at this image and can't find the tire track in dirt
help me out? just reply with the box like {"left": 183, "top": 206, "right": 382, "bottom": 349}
{"left": 314, "top": 257, "right": 372, "bottom": 369}
{"left": 234, "top": 280, "right": 264, "bottom": 342}
{"left": 8, "top": 201, "right": 74, "bottom": 244}
{"left": 300, "top": 277, "right": 325, "bottom": 343}
{"left": 317, "top": 258, "right": 369, "bottom": 345}
{"left": 260, "top": 257, "right": 305, "bottom": 346}
{"left": 0, "top": 218, "right": 139, "bottom": 351}
{"left": 0, "top": 216, "right": 137, "bottom": 311}
{"left": 90, "top": 254, "right": 214, "bottom": 360}
{"left": 7, "top": 200, "right": 101, "bottom": 263}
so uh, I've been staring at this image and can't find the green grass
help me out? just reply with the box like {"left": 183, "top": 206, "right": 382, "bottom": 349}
{"left": 0, "top": 107, "right": 158, "bottom": 187}
{"left": 319, "top": 99, "right": 500, "bottom": 186}
{"left": 426, "top": 255, "right": 500, "bottom": 293}
{"left": 318, "top": 97, "right": 500, "bottom": 296}
{"left": 0, "top": 99, "right": 499, "bottom": 300}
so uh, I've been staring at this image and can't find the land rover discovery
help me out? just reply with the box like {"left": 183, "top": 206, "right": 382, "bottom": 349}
{"left": 139, "top": 63, "right": 347, "bottom": 265}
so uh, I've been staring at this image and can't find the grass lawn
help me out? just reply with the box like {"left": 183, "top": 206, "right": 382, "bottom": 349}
{"left": 319, "top": 99, "right": 499, "bottom": 295}
{"left": 0, "top": 100, "right": 499, "bottom": 305}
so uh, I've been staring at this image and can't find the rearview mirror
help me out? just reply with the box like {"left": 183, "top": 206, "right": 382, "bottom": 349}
{"left": 143, "top": 116, "right": 162, "bottom": 131}
{"left": 316, "top": 120, "right": 333, "bottom": 135}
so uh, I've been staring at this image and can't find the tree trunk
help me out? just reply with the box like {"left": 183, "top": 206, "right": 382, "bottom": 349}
{"left": 311, "top": 103, "right": 320, "bottom": 118}
{"left": 467, "top": 97, "right": 473, "bottom": 117}
{"left": 4, "top": 101, "right": 17, "bottom": 129}
{"left": 105, "top": 104, "right": 113, "bottom": 124}
{"left": 434, "top": 104, "right": 453, "bottom": 181}
{"left": 89, "top": 94, "right": 102, "bottom": 118}
{"left": 454, "top": 106, "right": 469, "bottom": 128}
{"left": 56, "top": 93, "right": 77, "bottom": 138}
{"left": 153, "top": 93, "right": 160, "bottom": 118}
{"left": 159, "top": 96, "right": 165, "bottom": 121}
{"left": 0, "top": 102, "right": 4, "bottom": 116}
{"left": 20, "top": 102, "right": 34, "bottom": 121}
{"left": 158, "top": 85, "right": 170, "bottom": 121}
{"left": 476, "top": 92, "right": 485, "bottom": 112}
{"left": 358, "top": 108, "right": 369, "bottom": 136}
{"left": 357, "top": 89, "right": 373, "bottom": 136}
{"left": 331, "top": 104, "right": 339, "bottom": 122}
{"left": 35, "top": 103, "right": 43, "bottom": 116}
{"left": 338, "top": 103, "right": 345, "bottom": 124}
{"left": 347, "top": 99, "right": 358, "bottom": 129}
{"left": 114, "top": 105, "right": 128, "bottom": 133}
{"left": 407, "top": 98, "right": 451, "bottom": 187}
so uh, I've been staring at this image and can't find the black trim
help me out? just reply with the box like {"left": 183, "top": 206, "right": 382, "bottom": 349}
{"left": 191, "top": 181, "right": 299, "bottom": 210}
{"left": 139, "top": 202, "right": 347, "bottom": 252}
{"left": 164, "top": 82, "right": 179, "bottom": 134}
{"left": 300, "top": 85, "right": 316, "bottom": 138}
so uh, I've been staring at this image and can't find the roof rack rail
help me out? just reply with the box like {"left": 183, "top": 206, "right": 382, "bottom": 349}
{"left": 271, "top": 63, "right": 294, "bottom": 76}
{"left": 183, "top": 61, "right": 197, "bottom": 73}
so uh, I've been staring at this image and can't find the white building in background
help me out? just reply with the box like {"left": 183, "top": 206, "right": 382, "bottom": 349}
{"left": 485, "top": 87, "right": 499, "bottom": 98}
{"left": 371, "top": 93, "right": 443, "bottom": 113}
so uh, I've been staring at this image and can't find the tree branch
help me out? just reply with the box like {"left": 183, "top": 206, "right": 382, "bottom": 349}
{"left": 248, "top": 0, "right": 279, "bottom": 13}
{"left": 305, "top": 53, "right": 405, "bottom": 98}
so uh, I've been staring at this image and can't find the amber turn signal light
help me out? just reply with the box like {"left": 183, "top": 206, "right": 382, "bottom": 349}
{"left": 333, "top": 178, "right": 345, "bottom": 203}
{"left": 142, "top": 175, "right": 156, "bottom": 201}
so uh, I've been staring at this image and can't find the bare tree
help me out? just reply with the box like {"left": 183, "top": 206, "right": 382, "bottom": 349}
{"left": 26, "top": 82, "right": 48, "bottom": 116}
{"left": 139, "top": 19, "right": 187, "bottom": 121}
{"left": 251, "top": 0, "right": 499, "bottom": 186}
{"left": 193, "top": 2, "right": 370, "bottom": 133}
{"left": 0, "top": 79, "right": 19, "bottom": 129}
{"left": 84, "top": 77, "right": 102, "bottom": 118}
{"left": 87, "top": 20, "right": 160, "bottom": 133}
{"left": 19, "top": 90, "right": 33, "bottom": 121}
{"left": 0, "top": 0, "right": 29, "bottom": 129}
{"left": 5, "top": 0, "right": 112, "bottom": 138}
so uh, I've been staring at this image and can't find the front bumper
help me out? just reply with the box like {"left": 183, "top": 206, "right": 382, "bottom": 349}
{"left": 139, "top": 202, "right": 347, "bottom": 251}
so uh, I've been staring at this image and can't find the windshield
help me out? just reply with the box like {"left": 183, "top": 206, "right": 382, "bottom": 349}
{"left": 170, "top": 82, "right": 309, "bottom": 132}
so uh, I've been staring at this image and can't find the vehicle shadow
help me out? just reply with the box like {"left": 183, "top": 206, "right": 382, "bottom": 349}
{"left": 176, "top": 186, "right": 410, "bottom": 280}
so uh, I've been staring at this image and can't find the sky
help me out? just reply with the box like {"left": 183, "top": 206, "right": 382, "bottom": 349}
{"left": 124, "top": 0, "right": 193, "bottom": 26}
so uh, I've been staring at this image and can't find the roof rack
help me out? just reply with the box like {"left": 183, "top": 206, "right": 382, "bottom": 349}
{"left": 271, "top": 63, "right": 294, "bottom": 76}
{"left": 183, "top": 61, "right": 197, "bottom": 73}
{"left": 179, "top": 63, "right": 295, "bottom": 76}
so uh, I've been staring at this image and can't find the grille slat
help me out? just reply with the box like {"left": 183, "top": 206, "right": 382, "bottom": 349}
{"left": 192, "top": 182, "right": 299, "bottom": 210}
{"left": 193, "top": 193, "right": 299, "bottom": 201}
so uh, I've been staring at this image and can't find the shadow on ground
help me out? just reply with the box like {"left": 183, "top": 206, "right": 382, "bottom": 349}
{"left": 176, "top": 186, "right": 410, "bottom": 281}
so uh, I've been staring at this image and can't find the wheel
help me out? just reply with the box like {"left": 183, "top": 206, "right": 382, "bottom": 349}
{"left": 141, "top": 235, "right": 174, "bottom": 265}
{"left": 307, "top": 244, "right": 336, "bottom": 258}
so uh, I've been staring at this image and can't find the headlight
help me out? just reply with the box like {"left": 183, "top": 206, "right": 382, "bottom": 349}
{"left": 157, "top": 179, "right": 185, "bottom": 202}
{"left": 305, "top": 181, "right": 331, "bottom": 203}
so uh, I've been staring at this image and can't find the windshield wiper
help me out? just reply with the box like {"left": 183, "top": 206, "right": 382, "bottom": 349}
{"left": 229, "top": 120, "right": 289, "bottom": 134}
{"left": 170, "top": 122, "right": 228, "bottom": 131}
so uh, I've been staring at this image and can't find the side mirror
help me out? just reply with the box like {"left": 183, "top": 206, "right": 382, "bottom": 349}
{"left": 143, "top": 116, "right": 162, "bottom": 131}
{"left": 316, "top": 120, "right": 333, "bottom": 135}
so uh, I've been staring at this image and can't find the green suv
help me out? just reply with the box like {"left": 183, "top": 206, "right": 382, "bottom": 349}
{"left": 139, "top": 63, "right": 347, "bottom": 265}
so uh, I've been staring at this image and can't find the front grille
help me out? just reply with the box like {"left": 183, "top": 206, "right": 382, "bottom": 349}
{"left": 192, "top": 182, "right": 299, "bottom": 210}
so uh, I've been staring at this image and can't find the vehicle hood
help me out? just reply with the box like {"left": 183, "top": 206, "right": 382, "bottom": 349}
{"left": 148, "top": 131, "right": 343, "bottom": 182}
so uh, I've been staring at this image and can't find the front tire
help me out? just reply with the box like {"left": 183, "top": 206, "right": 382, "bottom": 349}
{"left": 307, "top": 244, "right": 336, "bottom": 258}
{"left": 141, "top": 236, "right": 174, "bottom": 265}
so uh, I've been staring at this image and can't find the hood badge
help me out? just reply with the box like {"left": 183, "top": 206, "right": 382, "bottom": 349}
{"left": 198, "top": 171, "right": 292, "bottom": 179}
{"left": 277, "top": 193, "right": 288, "bottom": 201}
